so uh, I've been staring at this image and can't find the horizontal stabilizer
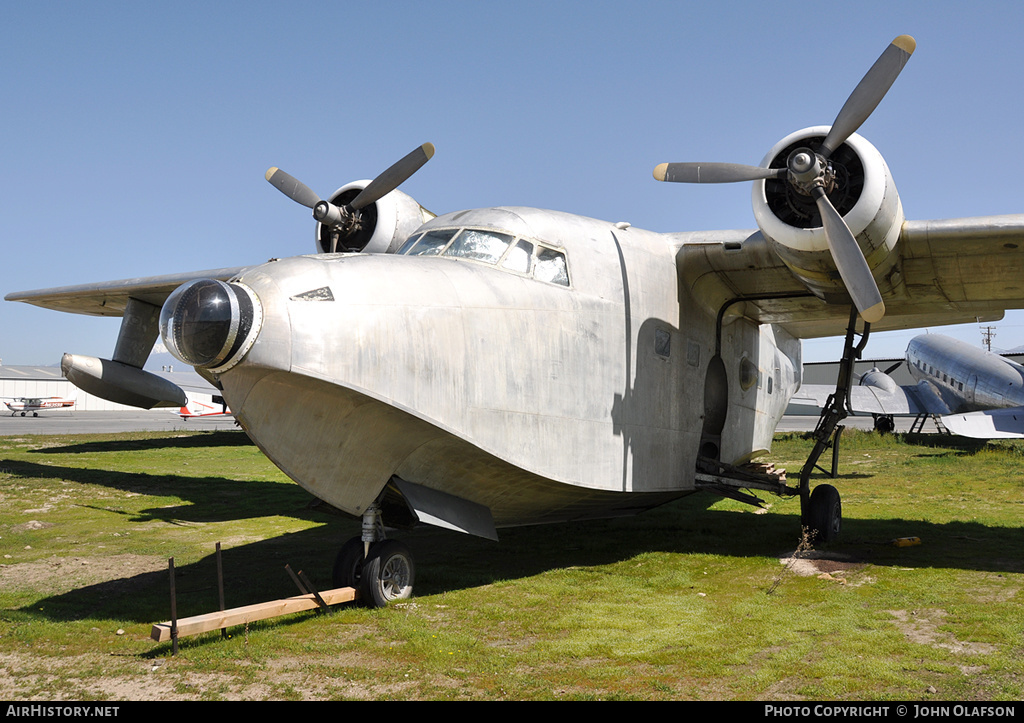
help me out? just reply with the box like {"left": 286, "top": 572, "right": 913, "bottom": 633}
{"left": 941, "top": 408, "right": 1024, "bottom": 439}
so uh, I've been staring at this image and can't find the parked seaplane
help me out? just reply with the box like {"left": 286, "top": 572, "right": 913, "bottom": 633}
{"left": 4, "top": 396, "right": 76, "bottom": 417}
{"left": 8, "top": 36, "right": 1024, "bottom": 606}
{"left": 794, "top": 334, "right": 1024, "bottom": 438}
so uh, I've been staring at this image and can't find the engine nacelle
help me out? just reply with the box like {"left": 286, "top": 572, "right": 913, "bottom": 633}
{"left": 315, "top": 182, "right": 435, "bottom": 255}
{"left": 752, "top": 127, "right": 905, "bottom": 304}
{"left": 859, "top": 366, "right": 898, "bottom": 393}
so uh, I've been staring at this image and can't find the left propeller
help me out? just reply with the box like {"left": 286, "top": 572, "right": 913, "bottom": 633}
{"left": 266, "top": 142, "right": 435, "bottom": 252}
{"left": 654, "top": 35, "right": 916, "bottom": 324}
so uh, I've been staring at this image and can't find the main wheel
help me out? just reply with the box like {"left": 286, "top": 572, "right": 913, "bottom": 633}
{"left": 874, "top": 415, "right": 895, "bottom": 433}
{"left": 806, "top": 484, "right": 842, "bottom": 544}
{"left": 331, "top": 536, "right": 365, "bottom": 589}
{"left": 359, "top": 540, "right": 415, "bottom": 608}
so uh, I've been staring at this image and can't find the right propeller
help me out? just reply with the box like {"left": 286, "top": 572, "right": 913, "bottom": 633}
{"left": 654, "top": 35, "right": 916, "bottom": 324}
{"left": 266, "top": 142, "right": 435, "bottom": 253}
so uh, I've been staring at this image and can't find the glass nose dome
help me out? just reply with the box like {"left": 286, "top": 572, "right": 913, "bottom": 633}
{"left": 160, "top": 279, "right": 260, "bottom": 369}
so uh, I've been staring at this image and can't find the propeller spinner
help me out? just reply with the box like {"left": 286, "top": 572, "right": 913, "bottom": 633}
{"left": 266, "top": 142, "right": 435, "bottom": 253}
{"left": 654, "top": 35, "right": 916, "bottom": 324}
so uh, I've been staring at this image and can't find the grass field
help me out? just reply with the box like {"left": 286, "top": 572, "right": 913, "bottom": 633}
{"left": 0, "top": 429, "right": 1022, "bottom": 700}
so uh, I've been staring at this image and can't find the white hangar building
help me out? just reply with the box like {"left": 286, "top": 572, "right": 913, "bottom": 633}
{"left": 0, "top": 363, "right": 222, "bottom": 413}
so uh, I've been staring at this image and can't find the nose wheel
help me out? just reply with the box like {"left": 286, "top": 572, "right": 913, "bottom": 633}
{"left": 332, "top": 537, "right": 416, "bottom": 608}
{"left": 331, "top": 504, "right": 415, "bottom": 608}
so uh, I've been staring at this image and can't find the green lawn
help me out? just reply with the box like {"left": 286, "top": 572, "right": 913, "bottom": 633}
{"left": 0, "top": 429, "right": 1021, "bottom": 700}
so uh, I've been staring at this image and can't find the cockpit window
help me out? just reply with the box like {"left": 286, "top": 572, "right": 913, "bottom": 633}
{"left": 401, "top": 229, "right": 459, "bottom": 256}
{"left": 501, "top": 239, "right": 533, "bottom": 274}
{"left": 535, "top": 247, "right": 569, "bottom": 286}
{"left": 443, "top": 229, "right": 513, "bottom": 264}
{"left": 400, "top": 226, "right": 570, "bottom": 287}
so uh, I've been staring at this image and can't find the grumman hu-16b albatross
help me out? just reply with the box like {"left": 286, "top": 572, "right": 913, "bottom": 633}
{"left": 8, "top": 36, "right": 1024, "bottom": 606}
{"left": 794, "top": 334, "right": 1024, "bottom": 439}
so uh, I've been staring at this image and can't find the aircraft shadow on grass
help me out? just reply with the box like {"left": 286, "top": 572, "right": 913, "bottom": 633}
{"left": 25, "top": 430, "right": 252, "bottom": 455}
{"left": 7, "top": 452, "right": 1022, "bottom": 630}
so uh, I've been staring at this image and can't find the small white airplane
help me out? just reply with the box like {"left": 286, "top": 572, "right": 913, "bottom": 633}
{"left": 4, "top": 396, "right": 76, "bottom": 417}
{"left": 8, "top": 35, "right": 1024, "bottom": 606}
{"left": 794, "top": 334, "right": 1024, "bottom": 438}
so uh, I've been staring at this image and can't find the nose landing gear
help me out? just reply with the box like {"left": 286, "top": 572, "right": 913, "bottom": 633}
{"left": 331, "top": 504, "right": 415, "bottom": 608}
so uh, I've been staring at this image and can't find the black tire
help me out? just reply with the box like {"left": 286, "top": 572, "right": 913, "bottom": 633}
{"left": 359, "top": 540, "right": 415, "bottom": 608}
{"left": 331, "top": 537, "right": 365, "bottom": 589}
{"left": 874, "top": 415, "right": 895, "bottom": 434}
{"left": 807, "top": 484, "right": 842, "bottom": 544}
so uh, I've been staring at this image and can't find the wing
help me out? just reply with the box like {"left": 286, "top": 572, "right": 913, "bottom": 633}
{"left": 940, "top": 408, "right": 1024, "bottom": 439}
{"left": 4, "top": 266, "right": 249, "bottom": 317}
{"left": 789, "top": 381, "right": 951, "bottom": 417}
{"left": 675, "top": 215, "right": 1024, "bottom": 339}
{"left": 6, "top": 266, "right": 251, "bottom": 409}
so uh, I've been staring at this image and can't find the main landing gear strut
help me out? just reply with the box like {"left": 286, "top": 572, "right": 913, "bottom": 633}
{"left": 332, "top": 503, "right": 415, "bottom": 608}
{"left": 797, "top": 305, "right": 870, "bottom": 544}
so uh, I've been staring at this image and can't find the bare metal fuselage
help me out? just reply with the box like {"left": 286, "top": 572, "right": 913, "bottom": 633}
{"left": 212, "top": 207, "right": 800, "bottom": 529}
{"left": 905, "top": 334, "right": 1024, "bottom": 414}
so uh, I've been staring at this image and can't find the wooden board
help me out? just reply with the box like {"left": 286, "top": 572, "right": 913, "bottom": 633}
{"left": 150, "top": 587, "right": 358, "bottom": 642}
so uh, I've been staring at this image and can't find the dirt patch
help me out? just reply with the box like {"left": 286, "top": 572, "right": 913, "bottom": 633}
{"left": 888, "top": 609, "right": 997, "bottom": 656}
{"left": 0, "top": 554, "right": 166, "bottom": 595}
{"left": 778, "top": 550, "right": 869, "bottom": 583}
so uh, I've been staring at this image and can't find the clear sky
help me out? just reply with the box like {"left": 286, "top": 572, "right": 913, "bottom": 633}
{"left": 3, "top": 1, "right": 1024, "bottom": 366}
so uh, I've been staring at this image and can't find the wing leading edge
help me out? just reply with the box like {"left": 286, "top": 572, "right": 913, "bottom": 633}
{"left": 4, "top": 266, "right": 249, "bottom": 317}
{"left": 675, "top": 214, "right": 1024, "bottom": 339}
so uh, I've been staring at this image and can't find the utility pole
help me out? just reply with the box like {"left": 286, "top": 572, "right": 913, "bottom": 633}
{"left": 980, "top": 325, "right": 996, "bottom": 352}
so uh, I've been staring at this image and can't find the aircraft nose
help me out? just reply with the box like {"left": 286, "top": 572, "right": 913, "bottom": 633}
{"left": 159, "top": 279, "right": 262, "bottom": 370}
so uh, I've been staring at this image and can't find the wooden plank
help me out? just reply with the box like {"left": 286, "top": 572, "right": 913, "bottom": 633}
{"left": 150, "top": 587, "right": 358, "bottom": 642}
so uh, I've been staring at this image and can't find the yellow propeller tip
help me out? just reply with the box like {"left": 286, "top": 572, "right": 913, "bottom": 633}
{"left": 893, "top": 35, "right": 916, "bottom": 54}
{"left": 265, "top": 167, "right": 279, "bottom": 181}
{"left": 653, "top": 163, "right": 668, "bottom": 182}
{"left": 860, "top": 302, "right": 886, "bottom": 324}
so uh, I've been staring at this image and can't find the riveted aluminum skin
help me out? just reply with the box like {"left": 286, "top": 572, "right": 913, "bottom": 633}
{"left": 209, "top": 207, "right": 798, "bottom": 525}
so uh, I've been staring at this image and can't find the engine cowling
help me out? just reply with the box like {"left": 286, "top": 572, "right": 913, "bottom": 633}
{"left": 752, "top": 126, "right": 905, "bottom": 305}
{"left": 315, "top": 182, "right": 435, "bottom": 255}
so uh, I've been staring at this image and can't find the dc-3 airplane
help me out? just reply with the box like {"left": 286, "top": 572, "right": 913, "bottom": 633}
{"left": 8, "top": 35, "right": 1024, "bottom": 606}
{"left": 794, "top": 333, "right": 1024, "bottom": 438}
{"left": 4, "top": 396, "right": 76, "bottom": 417}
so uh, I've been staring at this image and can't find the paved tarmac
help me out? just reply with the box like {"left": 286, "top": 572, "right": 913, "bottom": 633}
{"left": 776, "top": 415, "right": 939, "bottom": 434}
{"left": 0, "top": 410, "right": 240, "bottom": 436}
{"left": 0, "top": 411, "right": 936, "bottom": 437}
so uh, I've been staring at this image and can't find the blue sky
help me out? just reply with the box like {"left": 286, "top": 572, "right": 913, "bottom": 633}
{"left": 3, "top": 1, "right": 1024, "bottom": 366}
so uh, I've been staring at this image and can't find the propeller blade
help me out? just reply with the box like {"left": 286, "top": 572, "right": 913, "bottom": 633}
{"left": 883, "top": 360, "right": 904, "bottom": 375}
{"left": 820, "top": 35, "right": 916, "bottom": 158}
{"left": 265, "top": 167, "right": 322, "bottom": 209}
{"left": 811, "top": 186, "right": 885, "bottom": 323}
{"left": 349, "top": 142, "right": 435, "bottom": 211}
{"left": 653, "top": 162, "right": 786, "bottom": 184}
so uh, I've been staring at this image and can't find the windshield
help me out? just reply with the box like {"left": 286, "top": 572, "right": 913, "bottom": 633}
{"left": 399, "top": 227, "right": 570, "bottom": 287}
